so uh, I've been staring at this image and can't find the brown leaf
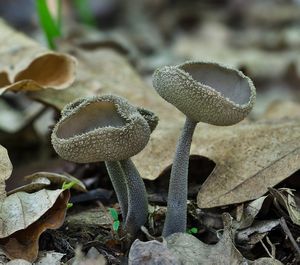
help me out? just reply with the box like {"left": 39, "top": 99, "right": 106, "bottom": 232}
{"left": 0, "top": 190, "right": 70, "bottom": 262}
{"left": 7, "top": 170, "right": 86, "bottom": 196}
{"left": 263, "top": 100, "right": 300, "bottom": 120}
{"left": 69, "top": 247, "right": 107, "bottom": 265}
{"left": 0, "top": 189, "right": 67, "bottom": 238}
{"left": 197, "top": 119, "right": 300, "bottom": 208}
{"left": 25, "top": 171, "right": 86, "bottom": 192}
{"left": 0, "top": 19, "right": 76, "bottom": 94}
{"left": 166, "top": 213, "right": 282, "bottom": 265}
{"left": 0, "top": 145, "right": 12, "bottom": 202}
{"left": 22, "top": 28, "right": 300, "bottom": 210}
{"left": 269, "top": 188, "right": 300, "bottom": 226}
{"left": 6, "top": 177, "right": 51, "bottom": 196}
{"left": 28, "top": 47, "right": 185, "bottom": 181}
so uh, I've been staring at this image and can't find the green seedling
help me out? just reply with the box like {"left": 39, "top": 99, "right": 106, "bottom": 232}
{"left": 36, "top": 0, "right": 62, "bottom": 49}
{"left": 62, "top": 180, "right": 78, "bottom": 191}
{"left": 109, "top": 207, "right": 120, "bottom": 232}
{"left": 187, "top": 227, "right": 198, "bottom": 234}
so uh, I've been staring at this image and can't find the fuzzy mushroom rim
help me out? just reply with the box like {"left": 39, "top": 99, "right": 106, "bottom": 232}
{"left": 51, "top": 95, "right": 151, "bottom": 162}
{"left": 155, "top": 61, "right": 256, "bottom": 110}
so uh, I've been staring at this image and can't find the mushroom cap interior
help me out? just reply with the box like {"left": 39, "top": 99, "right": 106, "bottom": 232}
{"left": 180, "top": 63, "right": 251, "bottom": 106}
{"left": 152, "top": 61, "right": 256, "bottom": 125}
{"left": 51, "top": 95, "right": 152, "bottom": 163}
{"left": 57, "top": 101, "right": 126, "bottom": 138}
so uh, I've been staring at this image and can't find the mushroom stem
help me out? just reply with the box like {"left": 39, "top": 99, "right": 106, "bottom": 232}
{"left": 105, "top": 161, "right": 128, "bottom": 220}
{"left": 120, "top": 159, "right": 148, "bottom": 235}
{"left": 162, "top": 117, "right": 197, "bottom": 237}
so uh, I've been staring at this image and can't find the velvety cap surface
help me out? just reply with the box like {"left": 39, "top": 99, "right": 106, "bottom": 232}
{"left": 152, "top": 61, "right": 256, "bottom": 125}
{"left": 52, "top": 95, "right": 151, "bottom": 163}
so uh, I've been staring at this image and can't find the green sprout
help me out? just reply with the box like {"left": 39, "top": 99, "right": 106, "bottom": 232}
{"left": 108, "top": 208, "right": 120, "bottom": 232}
{"left": 62, "top": 180, "right": 78, "bottom": 191}
{"left": 187, "top": 227, "right": 198, "bottom": 234}
{"left": 36, "top": 0, "right": 62, "bottom": 49}
{"left": 67, "top": 202, "right": 73, "bottom": 209}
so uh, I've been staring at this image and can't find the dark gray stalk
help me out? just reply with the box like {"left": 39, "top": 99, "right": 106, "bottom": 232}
{"left": 162, "top": 117, "right": 197, "bottom": 237}
{"left": 105, "top": 161, "right": 128, "bottom": 220}
{"left": 120, "top": 159, "right": 148, "bottom": 235}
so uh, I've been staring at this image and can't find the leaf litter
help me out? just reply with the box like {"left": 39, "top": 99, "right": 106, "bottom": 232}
{"left": 0, "top": 2, "right": 300, "bottom": 264}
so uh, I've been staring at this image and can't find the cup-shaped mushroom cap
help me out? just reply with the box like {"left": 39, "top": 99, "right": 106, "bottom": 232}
{"left": 152, "top": 61, "right": 256, "bottom": 125}
{"left": 137, "top": 107, "right": 159, "bottom": 133}
{"left": 51, "top": 95, "right": 151, "bottom": 163}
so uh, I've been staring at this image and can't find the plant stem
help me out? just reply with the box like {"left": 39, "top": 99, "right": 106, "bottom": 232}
{"left": 105, "top": 161, "right": 128, "bottom": 220}
{"left": 162, "top": 117, "right": 197, "bottom": 237}
{"left": 120, "top": 159, "right": 148, "bottom": 235}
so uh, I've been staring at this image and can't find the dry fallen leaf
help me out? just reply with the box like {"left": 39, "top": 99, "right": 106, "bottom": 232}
{"left": 25, "top": 171, "right": 86, "bottom": 192}
{"left": 166, "top": 213, "right": 282, "bottom": 265}
{"left": 34, "top": 251, "right": 64, "bottom": 265}
{"left": 0, "top": 189, "right": 66, "bottom": 238}
{"left": 238, "top": 196, "right": 269, "bottom": 230}
{"left": 262, "top": 100, "right": 300, "bottom": 120}
{"left": 0, "top": 148, "right": 70, "bottom": 261}
{"left": 197, "top": 118, "right": 300, "bottom": 208}
{"left": 0, "top": 145, "right": 12, "bottom": 202}
{"left": 236, "top": 220, "right": 280, "bottom": 244}
{"left": 6, "top": 177, "right": 51, "bottom": 196}
{"left": 27, "top": 45, "right": 186, "bottom": 181}
{"left": 128, "top": 239, "right": 180, "bottom": 265}
{"left": 269, "top": 188, "right": 300, "bottom": 226}
{"left": 0, "top": 250, "right": 64, "bottom": 265}
{"left": 0, "top": 19, "right": 76, "bottom": 94}
{"left": 5, "top": 260, "right": 31, "bottom": 265}
{"left": 0, "top": 190, "right": 70, "bottom": 262}
{"left": 7, "top": 171, "right": 86, "bottom": 195}
{"left": 69, "top": 247, "right": 107, "bottom": 265}
{"left": 6, "top": 19, "right": 298, "bottom": 215}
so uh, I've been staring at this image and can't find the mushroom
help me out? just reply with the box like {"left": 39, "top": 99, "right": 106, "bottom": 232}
{"left": 51, "top": 94, "right": 158, "bottom": 235}
{"left": 152, "top": 61, "right": 256, "bottom": 236}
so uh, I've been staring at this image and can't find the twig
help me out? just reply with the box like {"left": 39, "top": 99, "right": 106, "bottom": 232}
{"left": 280, "top": 217, "right": 300, "bottom": 260}
{"left": 266, "top": 236, "right": 276, "bottom": 258}
{"left": 259, "top": 238, "right": 274, "bottom": 259}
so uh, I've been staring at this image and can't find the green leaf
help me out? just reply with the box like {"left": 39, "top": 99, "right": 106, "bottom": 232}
{"left": 62, "top": 180, "right": 78, "bottom": 191}
{"left": 187, "top": 227, "right": 198, "bottom": 234}
{"left": 108, "top": 208, "right": 119, "bottom": 221}
{"left": 36, "top": 0, "right": 61, "bottom": 49}
{"left": 67, "top": 202, "right": 73, "bottom": 209}
{"left": 113, "top": 220, "right": 120, "bottom": 231}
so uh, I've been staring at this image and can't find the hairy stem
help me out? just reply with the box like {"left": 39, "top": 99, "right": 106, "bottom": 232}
{"left": 163, "top": 117, "right": 197, "bottom": 237}
{"left": 120, "top": 159, "right": 148, "bottom": 235}
{"left": 105, "top": 161, "right": 128, "bottom": 220}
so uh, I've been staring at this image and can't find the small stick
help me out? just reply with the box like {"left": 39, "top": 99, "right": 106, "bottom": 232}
{"left": 280, "top": 217, "right": 300, "bottom": 259}
{"left": 259, "top": 238, "right": 274, "bottom": 259}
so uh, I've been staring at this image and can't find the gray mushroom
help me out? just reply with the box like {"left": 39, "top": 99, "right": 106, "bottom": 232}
{"left": 51, "top": 94, "right": 157, "bottom": 235}
{"left": 153, "top": 61, "right": 256, "bottom": 237}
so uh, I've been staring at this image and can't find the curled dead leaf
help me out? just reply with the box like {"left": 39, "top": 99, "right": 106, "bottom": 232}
{"left": 269, "top": 188, "right": 300, "bottom": 226}
{"left": 0, "top": 189, "right": 67, "bottom": 238}
{"left": 0, "top": 19, "right": 76, "bottom": 95}
{"left": 7, "top": 171, "right": 86, "bottom": 195}
{"left": 25, "top": 172, "right": 86, "bottom": 192}
{"left": 0, "top": 190, "right": 70, "bottom": 262}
